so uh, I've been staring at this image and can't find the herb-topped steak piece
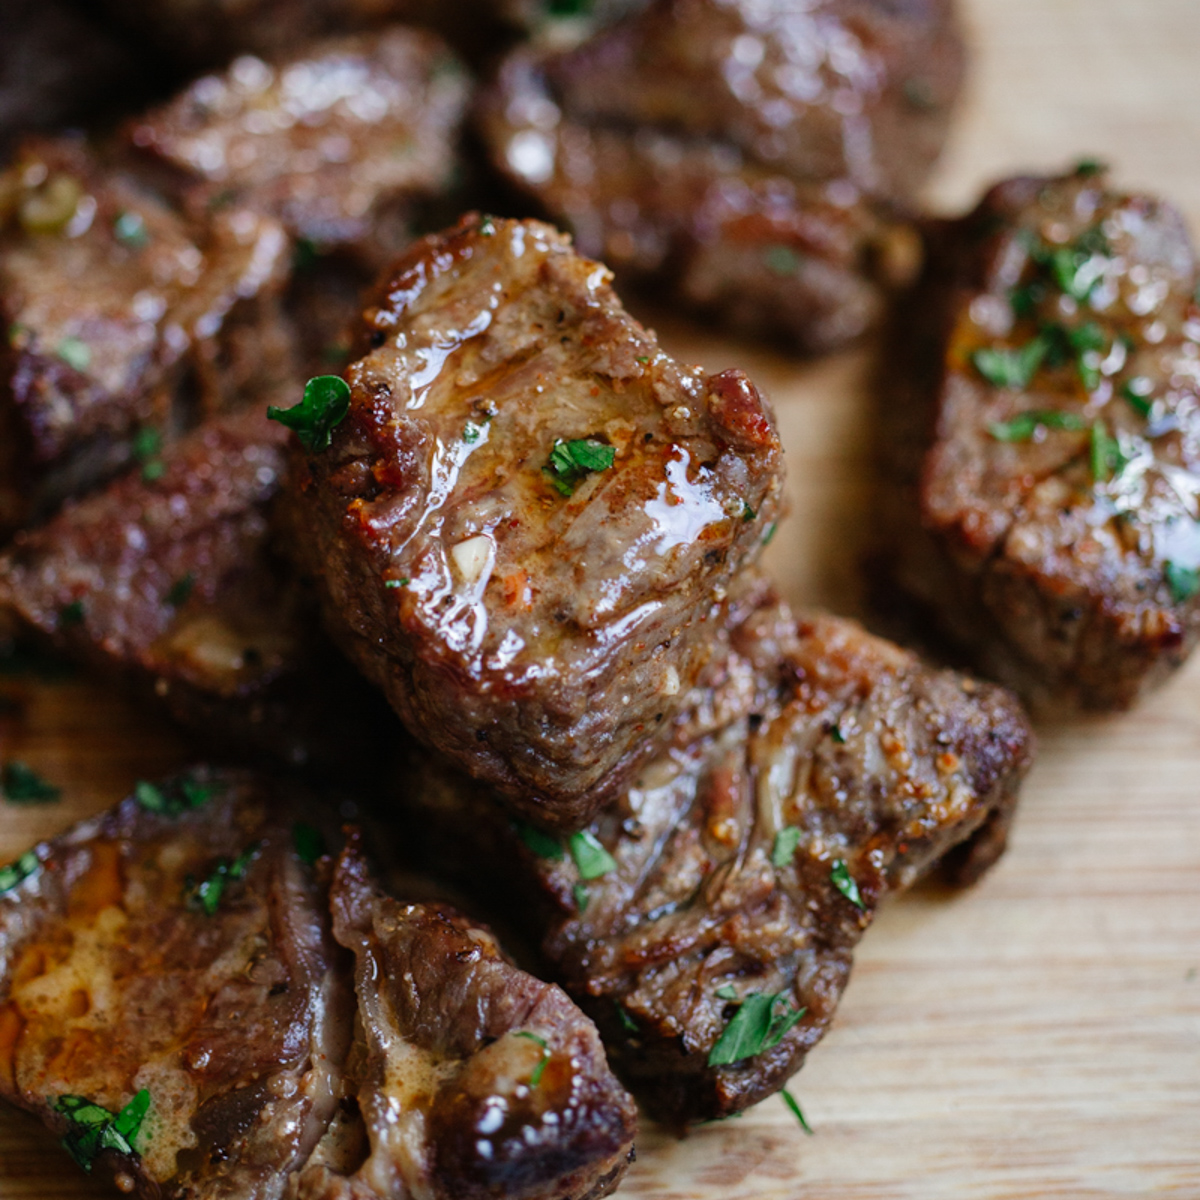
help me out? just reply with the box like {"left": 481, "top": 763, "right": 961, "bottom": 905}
{"left": 0, "top": 768, "right": 353, "bottom": 1200}
{"left": 129, "top": 28, "right": 471, "bottom": 269}
{"left": 293, "top": 837, "right": 637, "bottom": 1200}
{"left": 478, "top": 0, "right": 963, "bottom": 353}
{"left": 281, "top": 214, "right": 785, "bottom": 830}
{"left": 401, "top": 596, "right": 1034, "bottom": 1126}
{"left": 881, "top": 165, "right": 1200, "bottom": 710}
{"left": 0, "top": 407, "right": 392, "bottom": 773}
{"left": 0, "top": 137, "right": 291, "bottom": 535}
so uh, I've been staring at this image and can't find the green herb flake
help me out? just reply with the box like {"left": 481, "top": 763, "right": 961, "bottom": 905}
{"left": 384, "top": 578, "right": 409, "bottom": 589}
{"left": 762, "top": 522, "right": 777, "bottom": 546}
{"left": 1164, "top": 560, "right": 1200, "bottom": 604}
{"left": 55, "top": 337, "right": 90, "bottom": 373}
{"left": 707, "top": 992, "right": 807, "bottom": 1067}
{"left": 132, "top": 426, "right": 161, "bottom": 461}
{"left": 113, "top": 210, "right": 149, "bottom": 249}
{"left": 52, "top": 1089, "right": 150, "bottom": 1171}
{"left": 478, "top": 215, "right": 496, "bottom": 236}
{"left": 568, "top": 830, "right": 616, "bottom": 880}
{"left": 188, "top": 842, "right": 260, "bottom": 916}
{"left": 135, "top": 773, "right": 215, "bottom": 818}
{"left": 292, "top": 237, "right": 319, "bottom": 272}
{"left": 715, "top": 984, "right": 739, "bottom": 1001}
{"left": 771, "top": 826, "right": 801, "bottom": 870}
{"left": 1121, "top": 378, "right": 1154, "bottom": 418}
{"left": 293, "top": 822, "right": 326, "bottom": 865}
{"left": 830, "top": 720, "right": 847, "bottom": 744}
{"left": 2, "top": 761, "right": 61, "bottom": 803}
{"left": 972, "top": 339, "right": 1047, "bottom": 390}
{"left": 141, "top": 459, "right": 166, "bottom": 482}
{"left": 543, "top": 438, "right": 616, "bottom": 497}
{"left": 763, "top": 245, "right": 801, "bottom": 277}
{"left": 0, "top": 851, "right": 40, "bottom": 896}
{"left": 165, "top": 573, "right": 195, "bottom": 607}
{"left": 988, "top": 409, "right": 1086, "bottom": 442}
{"left": 58, "top": 600, "right": 85, "bottom": 628}
{"left": 515, "top": 822, "right": 564, "bottom": 861}
{"left": 742, "top": 502, "right": 756, "bottom": 522}
{"left": 463, "top": 420, "right": 487, "bottom": 445}
{"left": 781, "top": 1088, "right": 814, "bottom": 1134}
{"left": 1090, "top": 419, "right": 1127, "bottom": 483}
{"left": 615, "top": 1001, "right": 638, "bottom": 1033}
{"left": 636, "top": 355, "right": 650, "bottom": 364}
{"left": 514, "top": 1031, "right": 550, "bottom": 1086}
{"left": 830, "top": 859, "right": 865, "bottom": 910}
{"left": 1074, "top": 158, "right": 1106, "bottom": 178}
{"left": 573, "top": 882, "right": 589, "bottom": 912}
{"left": 267, "top": 376, "right": 352, "bottom": 453}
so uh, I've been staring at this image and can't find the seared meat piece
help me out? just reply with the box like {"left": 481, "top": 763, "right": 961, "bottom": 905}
{"left": 0, "top": 408, "right": 391, "bottom": 771}
{"left": 478, "top": 0, "right": 960, "bottom": 352}
{"left": 129, "top": 29, "right": 471, "bottom": 269}
{"left": 0, "top": 768, "right": 354, "bottom": 1200}
{"left": 880, "top": 165, "right": 1200, "bottom": 710}
{"left": 401, "top": 596, "right": 1034, "bottom": 1126}
{"left": 0, "top": 137, "right": 290, "bottom": 535}
{"left": 283, "top": 214, "right": 785, "bottom": 830}
{"left": 293, "top": 838, "right": 637, "bottom": 1200}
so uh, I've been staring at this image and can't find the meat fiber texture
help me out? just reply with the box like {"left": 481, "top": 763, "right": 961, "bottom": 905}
{"left": 0, "top": 136, "right": 292, "bottom": 536}
{"left": 282, "top": 213, "right": 786, "bottom": 831}
{"left": 128, "top": 27, "right": 472, "bottom": 271}
{"left": 478, "top": 0, "right": 963, "bottom": 353}
{"left": 399, "top": 595, "right": 1035, "bottom": 1126}
{"left": 0, "top": 772, "right": 637, "bottom": 1200}
{"left": 879, "top": 165, "right": 1200, "bottom": 711}
{"left": 0, "top": 408, "right": 392, "bottom": 774}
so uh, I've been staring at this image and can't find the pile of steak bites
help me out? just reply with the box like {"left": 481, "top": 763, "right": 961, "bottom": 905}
{"left": 0, "top": 0, "right": 1193, "bottom": 1196}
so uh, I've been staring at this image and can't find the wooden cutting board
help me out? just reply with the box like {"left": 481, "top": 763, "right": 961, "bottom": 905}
{"left": 1, "top": 0, "right": 1198, "bottom": 1195}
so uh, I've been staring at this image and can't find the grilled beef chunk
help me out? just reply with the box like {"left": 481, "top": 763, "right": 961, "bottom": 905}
{"left": 478, "top": 0, "right": 961, "bottom": 353}
{"left": 129, "top": 29, "right": 471, "bottom": 270}
{"left": 880, "top": 165, "right": 1200, "bottom": 710}
{"left": 0, "top": 768, "right": 354, "bottom": 1200}
{"left": 0, "top": 408, "right": 392, "bottom": 771}
{"left": 401, "top": 596, "right": 1034, "bottom": 1126}
{"left": 0, "top": 137, "right": 290, "bottom": 534}
{"left": 282, "top": 214, "right": 785, "bottom": 830}
{"left": 292, "top": 838, "right": 637, "bottom": 1200}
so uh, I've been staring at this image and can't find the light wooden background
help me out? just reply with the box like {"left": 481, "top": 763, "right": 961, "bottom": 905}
{"left": 2, "top": 1, "right": 1199, "bottom": 1196}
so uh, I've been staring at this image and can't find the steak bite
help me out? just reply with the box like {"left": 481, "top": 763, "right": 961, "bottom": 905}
{"left": 0, "top": 137, "right": 290, "bottom": 535}
{"left": 881, "top": 165, "right": 1200, "bottom": 710}
{"left": 401, "top": 597, "right": 1034, "bottom": 1126}
{"left": 0, "top": 408, "right": 390, "bottom": 772}
{"left": 0, "top": 768, "right": 354, "bottom": 1200}
{"left": 282, "top": 213, "right": 786, "bottom": 830}
{"left": 293, "top": 837, "right": 637, "bottom": 1200}
{"left": 478, "top": 0, "right": 962, "bottom": 352}
{"left": 129, "top": 28, "right": 471, "bottom": 269}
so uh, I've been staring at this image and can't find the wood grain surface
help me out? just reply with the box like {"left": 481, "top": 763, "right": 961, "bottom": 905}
{"left": 1, "top": 0, "right": 1199, "bottom": 1196}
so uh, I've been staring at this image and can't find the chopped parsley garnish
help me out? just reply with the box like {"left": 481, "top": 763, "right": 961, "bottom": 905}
{"left": 113, "top": 211, "right": 149, "bottom": 249}
{"left": 188, "top": 842, "right": 260, "bottom": 916}
{"left": 830, "top": 859, "right": 865, "bottom": 910}
{"left": 0, "top": 851, "right": 40, "bottom": 896}
{"left": 543, "top": 438, "right": 616, "bottom": 497}
{"left": 763, "top": 245, "right": 801, "bottom": 277}
{"left": 715, "top": 984, "right": 739, "bottom": 1001}
{"left": 292, "top": 237, "right": 319, "bottom": 272}
{"left": 762, "top": 522, "right": 778, "bottom": 546}
{"left": 636, "top": 355, "right": 650, "bottom": 364}
{"left": 707, "top": 992, "right": 806, "bottom": 1067}
{"left": 988, "top": 410, "right": 1086, "bottom": 442}
{"left": 141, "top": 459, "right": 166, "bottom": 482}
{"left": 972, "top": 339, "right": 1046, "bottom": 390}
{"left": 58, "top": 600, "right": 85, "bottom": 628}
{"left": 830, "top": 720, "right": 847, "bottom": 744}
{"left": 384, "top": 578, "right": 409, "bottom": 589}
{"left": 478, "top": 215, "right": 496, "bottom": 236}
{"left": 771, "top": 826, "right": 801, "bottom": 869}
{"left": 165, "top": 573, "right": 195, "bottom": 607}
{"left": 132, "top": 427, "right": 164, "bottom": 481}
{"left": 293, "top": 822, "right": 326, "bottom": 865}
{"left": 781, "top": 1088, "right": 814, "bottom": 1134}
{"left": 1164, "top": 561, "right": 1200, "bottom": 604}
{"left": 568, "top": 830, "right": 616, "bottom": 880}
{"left": 1074, "top": 158, "right": 1106, "bottom": 178}
{"left": 55, "top": 338, "right": 90, "bottom": 373}
{"left": 2, "top": 762, "right": 61, "bottom": 803}
{"left": 515, "top": 822, "right": 564, "bottom": 861}
{"left": 514, "top": 1031, "right": 550, "bottom": 1086}
{"left": 463, "top": 420, "right": 487, "bottom": 444}
{"left": 742, "top": 502, "right": 756, "bottom": 522}
{"left": 1035, "top": 234, "right": 1109, "bottom": 303}
{"left": 135, "top": 772, "right": 215, "bottom": 817}
{"left": 1090, "top": 420, "right": 1127, "bottom": 482}
{"left": 52, "top": 1090, "right": 150, "bottom": 1171}
{"left": 615, "top": 1002, "right": 638, "bottom": 1034}
{"left": 573, "top": 882, "right": 589, "bottom": 912}
{"left": 1121, "top": 378, "right": 1154, "bottom": 417}
{"left": 267, "top": 376, "right": 351, "bottom": 453}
